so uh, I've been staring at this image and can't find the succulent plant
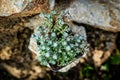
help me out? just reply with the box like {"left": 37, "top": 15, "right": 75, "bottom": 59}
{"left": 32, "top": 11, "right": 89, "bottom": 67}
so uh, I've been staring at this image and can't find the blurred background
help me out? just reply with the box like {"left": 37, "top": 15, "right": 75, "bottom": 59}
{"left": 0, "top": 0, "right": 120, "bottom": 80}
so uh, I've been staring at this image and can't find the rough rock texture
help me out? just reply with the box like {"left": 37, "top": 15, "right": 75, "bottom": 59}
{"left": 0, "top": 0, "right": 120, "bottom": 32}
{"left": 0, "top": 0, "right": 31, "bottom": 16}
{"left": 0, "top": 0, "right": 50, "bottom": 17}
{"left": 55, "top": 0, "right": 120, "bottom": 32}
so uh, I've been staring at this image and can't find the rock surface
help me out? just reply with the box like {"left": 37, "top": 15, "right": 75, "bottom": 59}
{"left": 0, "top": 0, "right": 31, "bottom": 16}
{"left": 0, "top": 0, "right": 50, "bottom": 17}
{"left": 0, "top": 0, "right": 120, "bottom": 32}
{"left": 56, "top": 0, "right": 120, "bottom": 32}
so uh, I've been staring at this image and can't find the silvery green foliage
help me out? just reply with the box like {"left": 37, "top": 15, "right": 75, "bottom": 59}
{"left": 32, "top": 11, "right": 89, "bottom": 67}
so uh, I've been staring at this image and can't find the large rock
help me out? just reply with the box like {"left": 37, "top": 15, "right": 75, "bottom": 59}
{"left": 0, "top": 0, "right": 31, "bottom": 16}
{"left": 0, "top": 0, "right": 50, "bottom": 17}
{"left": 59, "top": 0, "right": 120, "bottom": 32}
{"left": 1, "top": 0, "right": 120, "bottom": 32}
{"left": 0, "top": 0, "right": 50, "bottom": 30}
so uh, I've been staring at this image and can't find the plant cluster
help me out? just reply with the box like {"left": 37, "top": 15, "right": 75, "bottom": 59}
{"left": 32, "top": 11, "right": 89, "bottom": 67}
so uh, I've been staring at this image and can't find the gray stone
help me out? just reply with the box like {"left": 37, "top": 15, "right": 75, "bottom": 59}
{"left": 63, "top": 0, "right": 120, "bottom": 32}
{"left": 0, "top": 0, "right": 32, "bottom": 16}
{"left": 0, "top": 0, "right": 50, "bottom": 17}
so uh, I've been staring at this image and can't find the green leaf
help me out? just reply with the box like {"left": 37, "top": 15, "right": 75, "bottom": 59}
{"left": 34, "top": 11, "right": 89, "bottom": 67}
{"left": 110, "top": 54, "right": 120, "bottom": 65}
{"left": 86, "top": 66, "right": 94, "bottom": 70}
